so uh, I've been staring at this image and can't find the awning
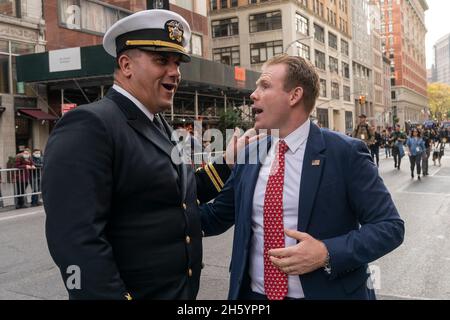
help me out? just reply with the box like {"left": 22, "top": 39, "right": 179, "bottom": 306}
{"left": 18, "top": 108, "right": 59, "bottom": 120}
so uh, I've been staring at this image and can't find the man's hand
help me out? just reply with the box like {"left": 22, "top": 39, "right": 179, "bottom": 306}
{"left": 268, "top": 229, "right": 328, "bottom": 275}
{"left": 224, "top": 128, "right": 265, "bottom": 168}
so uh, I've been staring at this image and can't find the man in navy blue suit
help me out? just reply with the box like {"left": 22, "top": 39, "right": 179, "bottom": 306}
{"left": 201, "top": 54, "right": 404, "bottom": 300}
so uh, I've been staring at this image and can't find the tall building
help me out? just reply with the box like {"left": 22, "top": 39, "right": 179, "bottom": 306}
{"left": 0, "top": 0, "right": 47, "bottom": 168}
{"left": 209, "top": 0, "right": 354, "bottom": 133}
{"left": 432, "top": 33, "right": 450, "bottom": 85}
{"left": 383, "top": 55, "right": 392, "bottom": 127}
{"left": 351, "top": 0, "right": 373, "bottom": 123}
{"left": 379, "top": 0, "right": 428, "bottom": 127}
{"left": 369, "top": 0, "right": 385, "bottom": 128}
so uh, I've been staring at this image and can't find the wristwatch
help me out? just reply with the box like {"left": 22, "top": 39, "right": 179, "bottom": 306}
{"left": 323, "top": 251, "right": 332, "bottom": 275}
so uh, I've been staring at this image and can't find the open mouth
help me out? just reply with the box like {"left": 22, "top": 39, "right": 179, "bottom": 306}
{"left": 252, "top": 106, "right": 263, "bottom": 117}
{"left": 161, "top": 83, "right": 176, "bottom": 91}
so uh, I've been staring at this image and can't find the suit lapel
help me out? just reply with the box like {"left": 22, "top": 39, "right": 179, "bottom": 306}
{"left": 106, "top": 89, "right": 175, "bottom": 160}
{"left": 298, "top": 124, "right": 326, "bottom": 232}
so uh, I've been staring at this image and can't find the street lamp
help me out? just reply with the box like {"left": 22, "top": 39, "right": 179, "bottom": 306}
{"left": 284, "top": 36, "right": 313, "bottom": 54}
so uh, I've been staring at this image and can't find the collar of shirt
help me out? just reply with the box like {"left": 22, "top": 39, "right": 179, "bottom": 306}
{"left": 112, "top": 84, "right": 155, "bottom": 122}
{"left": 271, "top": 119, "right": 311, "bottom": 154}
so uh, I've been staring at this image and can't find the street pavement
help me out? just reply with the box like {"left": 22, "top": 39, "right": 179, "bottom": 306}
{"left": 0, "top": 145, "right": 449, "bottom": 300}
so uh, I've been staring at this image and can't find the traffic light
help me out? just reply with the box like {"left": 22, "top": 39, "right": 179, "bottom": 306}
{"left": 358, "top": 95, "right": 366, "bottom": 105}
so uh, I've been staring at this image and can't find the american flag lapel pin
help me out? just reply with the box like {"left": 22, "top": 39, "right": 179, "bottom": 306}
{"left": 312, "top": 159, "right": 321, "bottom": 166}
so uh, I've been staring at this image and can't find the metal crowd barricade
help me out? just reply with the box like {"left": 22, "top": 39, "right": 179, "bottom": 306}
{"left": 0, "top": 167, "right": 43, "bottom": 208}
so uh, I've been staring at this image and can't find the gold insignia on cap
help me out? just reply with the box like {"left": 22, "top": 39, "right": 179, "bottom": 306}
{"left": 166, "top": 20, "right": 184, "bottom": 43}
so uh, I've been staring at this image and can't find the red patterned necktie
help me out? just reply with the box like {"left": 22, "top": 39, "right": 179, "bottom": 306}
{"left": 263, "top": 139, "right": 289, "bottom": 300}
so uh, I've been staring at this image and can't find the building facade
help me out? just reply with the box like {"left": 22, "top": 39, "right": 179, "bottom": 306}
{"left": 209, "top": 0, "right": 354, "bottom": 133}
{"left": 0, "top": 0, "right": 47, "bottom": 168}
{"left": 432, "top": 33, "right": 450, "bottom": 85}
{"left": 351, "top": 0, "right": 374, "bottom": 123}
{"left": 369, "top": 0, "right": 385, "bottom": 128}
{"left": 379, "top": 0, "right": 428, "bottom": 127}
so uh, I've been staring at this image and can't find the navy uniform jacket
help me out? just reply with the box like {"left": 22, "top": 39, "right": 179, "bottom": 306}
{"left": 201, "top": 123, "right": 404, "bottom": 300}
{"left": 43, "top": 89, "right": 230, "bottom": 300}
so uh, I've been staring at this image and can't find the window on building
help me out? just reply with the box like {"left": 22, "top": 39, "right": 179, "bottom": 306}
{"left": 191, "top": 34, "right": 202, "bottom": 56}
{"left": 329, "top": 56, "right": 338, "bottom": 73}
{"left": 320, "top": 79, "right": 327, "bottom": 97}
{"left": 315, "top": 50, "right": 325, "bottom": 70}
{"left": 59, "top": 0, "right": 130, "bottom": 34}
{"left": 298, "top": 0, "right": 308, "bottom": 8}
{"left": 331, "top": 82, "right": 339, "bottom": 99}
{"left": 211, "top": 0, "right": 217, "bottom": 10}
{"left": 0, "top": 0, "right": 21, "bottom": 18}
{"left": 345, "top": 111, "right": 353, "bottom": 132}
{"left": 0, "top": 54, "right": 9, "bottom": 94}
{"left": 250, "top": 40, "right": 283, "bottom": 64}
{"left": 0, "top": 40, "right": 35, "bottom": 95}
{"left": 220, "top": 0, "right": 227, "bottom": 9}
{"left": 314, "top": 24, "right": 325, "bottom": 43}
{"left": 341, "top": 39, "right": 349, "bottom": 56}
{"left": 296, "top": 42, "right": 310, "bottom": 60}
{"left": 328, "top": 32, "right": 337, "bottom": 49}
{"left": 213, "top": 46, "right": 240, "bottom": 66}
{"left": 343, "top": 85, "right": 351, "bottom": 101}
{"left": 249, "top": 11, "right": 282, "bottom": 33}
{"left": 212, "top": 18, "right": 239, "bottom": 38}
{"left": 231, "top": 0, "right": 238, "bottom": 7}
{"left": 317, "top": 108, "right": 329, "bottom": 128}
{"left": 342, "top": 62, "right": 350, "bottom": 78}
{"left": 295, "top": 13, "right": 309, "bottom": 35}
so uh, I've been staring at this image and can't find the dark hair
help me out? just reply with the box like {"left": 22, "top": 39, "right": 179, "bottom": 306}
{"left": 410, "top": 129, "right": 421, "bottom": 137}
{"left": 263, "top": 54, "right": 320, "bottom": 114}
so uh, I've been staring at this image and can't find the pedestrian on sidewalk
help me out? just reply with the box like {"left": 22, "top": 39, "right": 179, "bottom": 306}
{"left": 432, "top": 138, "right": 446, "bottom": 167}
{"left": 15, "top": 149, "right": 35, "bottom": 209}
{"left": 421, "top": 129, "right": 432, "bottom": 176}
{"left": 406, "top": 128, "right": 425, "bottom": 180}
{"left": 369, "top": 126, "right": 382, "bottom": 167}
{"left": 389, "top": 124, "right": 407, "bottom": 170}
{"left": 31, "top": 149, "right": 43, "bottom": 206}
{"left": 382, "top": 129, "right": 391, "bottom": 158}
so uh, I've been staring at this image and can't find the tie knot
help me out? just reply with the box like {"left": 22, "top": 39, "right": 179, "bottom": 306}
{"left": 278, "top": 140, "right": 288, "bottom": 155}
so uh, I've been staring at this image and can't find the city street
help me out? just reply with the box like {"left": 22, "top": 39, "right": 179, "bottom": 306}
{"left": 0, "top": 147, "right": 449, "bottom": 300}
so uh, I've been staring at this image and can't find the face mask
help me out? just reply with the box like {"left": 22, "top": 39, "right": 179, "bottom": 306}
{"left": 23, "top": 154, "right": 30, "bottom": 159}
{"left": 33, "top": 153, "right": 41, "bottom": 158}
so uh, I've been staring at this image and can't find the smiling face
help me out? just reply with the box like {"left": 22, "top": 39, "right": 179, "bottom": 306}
{"left": 250, "top": 63, "right": 293, "bottom": 135}
{"left": 116, "top": 50, "right": 181, "bottom": 113}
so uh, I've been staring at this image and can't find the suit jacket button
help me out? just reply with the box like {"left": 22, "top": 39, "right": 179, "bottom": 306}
{"left": 197, "top": 199, "right": 200, "bottom": 205}
{"left": 188, "top": 268, "right": 193, "bottom": 277}
{"left": 185, "top": 235, "right": 191, "bottom": 244}
{"left": 182, "top": 203, "right": 187, "bottom": 210}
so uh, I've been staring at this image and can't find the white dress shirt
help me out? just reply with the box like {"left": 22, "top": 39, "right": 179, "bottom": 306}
{"left": 249, "top": 119, "right": 311, "bottom": 298}
{"left": 112, "top": 84, "right": 155, "bottom": 122}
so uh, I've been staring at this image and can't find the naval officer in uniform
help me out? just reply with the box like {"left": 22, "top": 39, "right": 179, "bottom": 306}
{"left": 43, "top": 9, "right": 233, "bottom": 300}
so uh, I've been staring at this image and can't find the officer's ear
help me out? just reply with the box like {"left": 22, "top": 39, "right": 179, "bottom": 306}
{"left": 117, "top": 53, "right": 133, "bottom": 78}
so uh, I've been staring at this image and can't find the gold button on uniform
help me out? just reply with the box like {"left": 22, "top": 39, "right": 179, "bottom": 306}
{"left": 182, "top": 203, "right": 187, "bottom": 210}
{"left": 188, "top": 268, "right": 193, "bottom": 277}
{"left": 185, "top": 236, "right": 191, "bottom": 244}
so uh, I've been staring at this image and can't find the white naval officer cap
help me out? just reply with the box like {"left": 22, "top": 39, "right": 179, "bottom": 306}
{"left": 103, "top": 9, "right": 191, "bottom": 62}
